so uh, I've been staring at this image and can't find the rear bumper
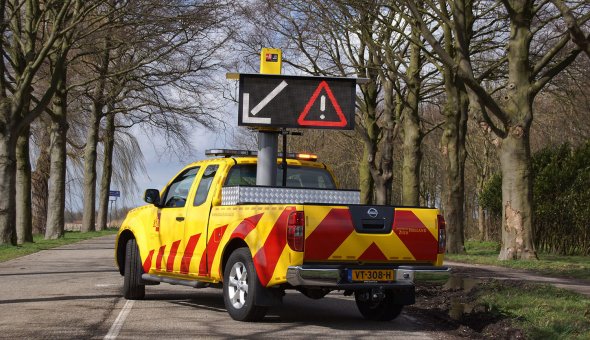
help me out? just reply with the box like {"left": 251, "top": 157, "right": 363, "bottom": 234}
{"left": 286, "top": 265, "right": 450, "bottom": 289}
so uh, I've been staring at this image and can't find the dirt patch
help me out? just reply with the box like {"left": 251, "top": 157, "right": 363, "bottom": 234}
{"left": 406, "top": 270, "right": 527, "bottom": 339}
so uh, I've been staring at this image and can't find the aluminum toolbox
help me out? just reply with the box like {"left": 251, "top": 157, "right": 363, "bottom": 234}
{"left": 221, "top": 186, "right": 360, "bottom": 205}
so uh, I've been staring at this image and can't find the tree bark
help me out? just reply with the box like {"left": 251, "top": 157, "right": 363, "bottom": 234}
{"left": 358, "top": 79, "right": 379, "bottom": 205}
{"left": 441, "top": 87, "right": 468, "bottom": 253}
{"left": 496, "top": 3, "right": 537, "bottom": 260}
{"left": 97, "top": 109, "right": 116, "bottom": 231}
{"left": 81, "top": 97, "right": 103, "bottom": 232}
{"left": 498, "top": 130, "right": 536, "bottom": 259}
{"left": 373, "top": 76, "right": 395, "bottom": 205}
{"left": 16, "top": 126, "right": 33, "bottom": 244}
{"left": 400, "top": 31, "right": 423, "bottom": 206}
{"left": 359, "top": 145, "right": 374, "bottom": 204}
{"left": 0, "top": 135, "right": 17, "bottom": 245}
{"left": 32, "top": 126, "right": 51, "bottom": 235}
{"left": 45, "top": 58, "right": 68, "bottom": 240}
{"left": 45, "top": 119, "right": 68, "bottom": 240}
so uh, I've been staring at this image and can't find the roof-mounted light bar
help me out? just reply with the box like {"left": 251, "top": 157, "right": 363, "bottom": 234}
{"left": 205, "top": 149, "right": 317, "bottom": 161}
{"left": 205, "top": 149, "right": 256, "bottom": 157}
{"left": 295, "top": 153, "right": 318, "bottom": 161}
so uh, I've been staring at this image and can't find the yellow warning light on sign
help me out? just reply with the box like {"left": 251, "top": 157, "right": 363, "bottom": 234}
{"left": 260, "top": 48, "right": 282, "bottom": 75}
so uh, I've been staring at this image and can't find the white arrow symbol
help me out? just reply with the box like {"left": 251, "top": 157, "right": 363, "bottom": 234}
{"left": 242, "top": 93, "right": 271, "bottom": 124}
{"left": 250, "top": 80, "right": 288, "bottom": 116}
{"left": 242, "top": 80, "right": 288, "bottom": 125}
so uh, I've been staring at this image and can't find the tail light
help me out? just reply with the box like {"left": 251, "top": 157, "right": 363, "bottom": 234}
{"left": 287, "top": 211, "right": 305, "bottom": 252}
{"left": 437, "top": 214, "right": 446, "bottom": 254}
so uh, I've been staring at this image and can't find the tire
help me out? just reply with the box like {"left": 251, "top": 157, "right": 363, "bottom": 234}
{"left": 223, "top": 248, "right": 268, "bottom": 321}
{"left": 355, "top": 289, "right": 403, "bottom": 321}
{"left": 123, "top": 239, "right": 145, "bottom": 300}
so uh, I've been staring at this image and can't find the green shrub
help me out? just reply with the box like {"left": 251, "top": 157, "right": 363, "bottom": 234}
{"left": 479, "top": 141, "right": 590, "bottom": 255}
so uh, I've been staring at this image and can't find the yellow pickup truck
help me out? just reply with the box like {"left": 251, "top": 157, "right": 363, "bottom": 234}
{"left": 115, "top": 149, "right": 447, "bottom": 321}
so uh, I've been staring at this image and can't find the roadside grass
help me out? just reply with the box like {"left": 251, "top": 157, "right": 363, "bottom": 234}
{"left": 415, "top": 271, "right": 451, "bottom": 284}
{"left": 0, "top": 229, "right": 118, "bottom": 263}
{"left": 478, "top": 281, "right": 590, "bottom": 340}
{"left": 446, "top": 240, "right": 590, "bottom": 280}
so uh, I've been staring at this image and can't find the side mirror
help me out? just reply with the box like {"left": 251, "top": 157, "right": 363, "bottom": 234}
{"left": 144, "top": 189, "right": 161, "bottom": 206}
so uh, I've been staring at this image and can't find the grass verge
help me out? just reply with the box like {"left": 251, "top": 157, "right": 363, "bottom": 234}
{"left": 477, "top": 281, "right": 590, "bottom": 339}
{"left": 0, "top": 229, "right": 118, "bottom": 263}
{"left": 446, "top": 240, "right": 590, "bottom": 280}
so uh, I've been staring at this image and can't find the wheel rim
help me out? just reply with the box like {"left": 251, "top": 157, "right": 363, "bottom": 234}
{"left": 228, "top": 261, "right": 248, "bottom": 309}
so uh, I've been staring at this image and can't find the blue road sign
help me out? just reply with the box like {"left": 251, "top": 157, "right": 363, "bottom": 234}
{"left": 109, "top": 190, "right": 121, "bottom": 197}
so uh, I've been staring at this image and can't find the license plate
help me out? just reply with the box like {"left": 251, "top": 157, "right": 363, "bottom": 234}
{"left": 348, "top": 269, "right": 395, "bottom": 282}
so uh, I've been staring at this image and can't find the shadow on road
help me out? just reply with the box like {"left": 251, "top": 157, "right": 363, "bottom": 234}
{"left": 0, "top": 269, "right": 117, "bottom": 277}
{"left": 0, "top": 294, "right": 121, "bottom": 305}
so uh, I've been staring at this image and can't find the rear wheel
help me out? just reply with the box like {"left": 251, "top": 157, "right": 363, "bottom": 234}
{"left": 123, "top": 239, "right": 145, "bottom": 300}
{"left": 223, "top": 248, "right": 268, "bottom": 321}
{"left": 355, "top": 289, "right": 403, "bottom": 321}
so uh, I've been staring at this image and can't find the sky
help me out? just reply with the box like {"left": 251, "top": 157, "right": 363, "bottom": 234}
{"left": 121, "top": 118, "right": 238, "bottom": 208}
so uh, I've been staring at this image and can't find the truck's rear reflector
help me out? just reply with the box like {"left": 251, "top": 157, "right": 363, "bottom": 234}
{"left": 287, "top": 211, "right": 305, "bottom": 252}
{"left": 437, "top": 214, "right": 446, "bottom": 254}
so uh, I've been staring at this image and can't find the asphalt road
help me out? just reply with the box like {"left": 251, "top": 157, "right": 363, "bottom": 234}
{"left": 0, "top": 235, "right": 437, "bottom": 339}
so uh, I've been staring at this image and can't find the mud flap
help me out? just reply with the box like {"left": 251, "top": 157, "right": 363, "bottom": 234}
{"left": 391, "top": 285, "right": 415, "bottom": 305}
{"left": 253, "top": 281, "right": 283, "bottom": 306}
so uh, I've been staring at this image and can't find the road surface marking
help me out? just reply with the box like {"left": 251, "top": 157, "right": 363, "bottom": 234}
{"left": 104, "top": 300, "right": 134, "bottom": 340}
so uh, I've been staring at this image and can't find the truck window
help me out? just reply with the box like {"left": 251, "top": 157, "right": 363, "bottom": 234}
{"left": 193, "top": 165, "right": 219, "bottom": 206}
{"left": 224, "top": 164, "right": 335, "bottom": 189}
{"left": 161, "top": 167, "right": 200, "bottom": 208}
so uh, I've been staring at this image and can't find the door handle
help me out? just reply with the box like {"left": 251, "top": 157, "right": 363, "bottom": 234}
{"left": 176, "top": 216, "right": 185, "bottom": 222}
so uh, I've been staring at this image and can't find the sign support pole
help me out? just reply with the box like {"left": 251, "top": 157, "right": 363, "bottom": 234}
{"left": 256, "top": 48, "right": 282, "bottom": 186}
{"left": 256, "top": 130, "right": 278, "bottom": 186}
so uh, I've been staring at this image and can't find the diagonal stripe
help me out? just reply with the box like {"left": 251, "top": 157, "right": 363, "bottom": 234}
{"left": 166, "top": 240, "right": 181, "bottom": 272}
{"left": 155, "top": 245, "right": 166, "bottom": 270}
{"left": 358, "top": 242, "right": 388, "bottom": 261}
{"left": 253, "top": 208, "right": 293, "bottom": 286}
{"left": 180, "top": 234, "right": 201, "bottom": 274}
{"left": 393, "top": 210, "right": 438, "bottom": 261}
{"left": 142, "top": 249, "right": 155, "bottom": 273}
{"left": 304, "top": 209, "right": 355, "bottom": 260}
{"left": 230, "top": 213, "right": 263, "bottom": 239}
{"left": 199, "top": 225, "right": 228, "bottom": 276}
{"left": 250, "top": 80, "right": 288, "bottom": 115}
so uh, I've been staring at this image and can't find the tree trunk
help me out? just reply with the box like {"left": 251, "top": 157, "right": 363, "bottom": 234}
{"left": 400, "top": 35, "right": 423, "bottom": 206}
{"left": 358, "top": 78, "right": 379, "bottom": 205}
{"left": 359, "top": 146, "right": 374, "bottom": 204}
{"left": 374, "top": 75, "right": 395, "bottom": 205}
{"left": 497, "top": 3, "right": 537, "bottom": 260}
{"left": 45, "top": 62, "right": 68, "bottom": 240}
{"left": 97, "top": 110, "right": 116, "bottom": 231}
{"left": 477, "top": 205, "right": 485, "bottom": 240}
{"left": 81, "top": 101, "right": 102, "bottom": 232}
{"left": 16, "top": 126, "right": 33, "bottom": 244}
{"left": 498, "top": 131, "right": 536, "bottom": 259}
{"left": 0, "top": 134, "right": 17, "bottom": 245}
{"left": 32, "top": 126, "right": 51, "bottom": 235}
{"left": 81, "top": 35, "right": 111, "bottom": 233}
{"left": 441, "top": 91, "right": 468, "bottom": 253}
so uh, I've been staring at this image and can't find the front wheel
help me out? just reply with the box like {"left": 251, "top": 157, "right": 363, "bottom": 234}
{"left": 223, "top": 248, "right": 268, "bottom": 321}
{"left": 123, "top": 239, "right": 145, "bottom": 300}
{"left": 355, "top": 289, "right": 403, "bottom": 321}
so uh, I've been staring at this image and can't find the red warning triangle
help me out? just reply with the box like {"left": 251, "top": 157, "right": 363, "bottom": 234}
{"left": 358, "top": 242, "right": 388, "bottom": 261}
{"left": 298, "top": 81, "right": 348, "bottom": 127}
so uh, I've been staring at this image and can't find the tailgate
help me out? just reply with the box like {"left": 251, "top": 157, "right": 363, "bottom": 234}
{"left": 302, "top": 205, "right": 441, "bottom": 265}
